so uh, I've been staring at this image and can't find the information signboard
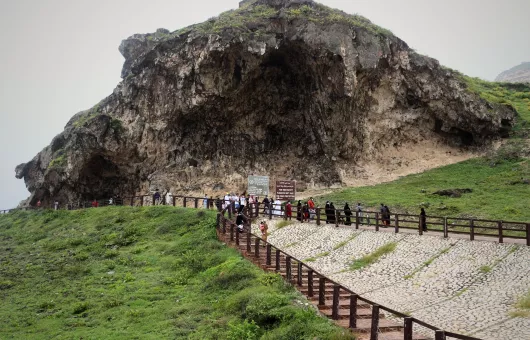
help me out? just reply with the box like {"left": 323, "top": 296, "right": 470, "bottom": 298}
{"left": 248, "top": 176, "right": 269, "bottom": 196}
{"left": 276, "top": 180, "right": 296, "bottom": 201}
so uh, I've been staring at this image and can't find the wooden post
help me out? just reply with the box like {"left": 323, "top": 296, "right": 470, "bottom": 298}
{"left": 375, "top": 213, "right": 379, "bottom": 231}
{"left": 316, "top": 208, "right": 321, "bottom": 226}
{"left": 269, "top": 205, "right": 272, "bottom": 220}
{"left": 370, "top": 305, "right": 380, "bottom": 340}
{"left": 404, "top": 317, "right": 413, "bottom": 340}
{"left": 216, "top": 213, "right": 220, "bottom": 230}
{"left": 222, "top": 218, "right": 226, "bottom": 234}
{"left": 435, "top": 330, "right": 446, "bottom": 340}
{"left": 246, "top": 230, "right": 251, "bottom": 253}
{"left": 254, "top": 238, "right": 260, "bottom": 258}
{"left": 172, "top": 196, "right": 176, "bottom": 207}
{"left": 335, "top": 210, "right": 339, "bottom": 227}
{"left": 297, "top": 262, "right": 303, "bottom": 286}
{"left": 194, "top": 198, "right": 198, "bottom": 209}
{"left": 130, "top": 197, "right": 134, "bottom": 206}
{"left": 394, "top": 214, "right": 399, "bottom": 233}
{"left": 235, "top": 226, "right": 240, "bottom": 246}
{"left": 355, "top": 211, "right": 359, "bottom": 229}
{"left": 332, "top": 284, "right": 340, "bottom": 320}
{"left": 308, "top": 270, "right": 314, "bottom": 297}
{"left": 228, "top": 207, "right": 232, "bottom": 219}
{"left": 230, "top": 223, "right": 234, "bottom": 241}
{"left": 286, "top": 256, "right": 292, "bottom": 282}
{"left": 266, "top": 244, "right": 272, "bottom": 266}
{"left": 419, "top": 214, "right": 423, "bottom": 236}
{"left": 140, "top": 196, "right": 144, "bottom": 206}
{"left": 527, "top": 224, "right": 530, "bottom": 247}
{"left": 318, "top": 278, "right": 326, "bottom": 306}
{"left": 470, "top": 219, "right": 475, "bottom": 241}
{"left": 349, "top": 294, "right": 358, "bottom": 329}
{"left": 498, "top": 221, "right": 503, "bottom": 243}
{"left": 275, "top": 249, "right": 281, "bottom": 271}
{"left": 443, "top": 218, "right": 448, "bottom": 238}
{"left": 255, "top": 202, "right": 260, "bottom": 219}
{"left": 183, "top": 197, "right": 187, "bottom": 208}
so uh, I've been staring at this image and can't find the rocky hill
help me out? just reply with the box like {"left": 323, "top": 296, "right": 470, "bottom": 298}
{"left": 16, "top": 0, "right": 515, "bottom": 206}
{"left": 495, "top": 62, "right": 530, "bottom": 83}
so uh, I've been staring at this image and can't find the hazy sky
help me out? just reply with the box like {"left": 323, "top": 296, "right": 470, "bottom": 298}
{"left": 0, "top": 0, "right": 529, "bottom": 209}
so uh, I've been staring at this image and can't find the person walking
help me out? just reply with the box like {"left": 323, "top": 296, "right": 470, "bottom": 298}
{"left": 329, "top": 202, "right": 336, "bottom": 224}
{"left": 296, "top": 200, "right": 302, "bottom": 221}
{"left": 384, "top": 205, "right": 391, "bottom": 226}
{"left": 259, "top": 220, "right": 268, "bottom": 244}
{"left": 285, "top": 201, "right": 292, "bottom": 220}
{"left": 344, "top": 203, "right": 352, "bottom": 226}
{"left": 420, "top": 208, "right": 427, "bottom": 232}
{"left": 325, "top": 201, "right": 331, "bottom": 224}
{"left": 308, "top": 197, "right": 316, "bottom": 220}
{"left": 236, "top": 212, "right": 245, "bottom": 233}
{"left": 91, "top": 199, "right": 99, "bottom": 208}
{"left": 203, "top": 194, "right": 208, "bottom": 209}
{"left": 262, "top": 196, "right": 270, "bottom": 215}
{"left": 54, "top": 200, "right": 59, "bottom": 210}
{"left": 37, "top": 200, "right": 41, "bottom": 208}
{"left": 302, "top": 202, "right": 309, "bottom": 222}
{"left": 153, "top": 190, "right": 161, "bottom": 206}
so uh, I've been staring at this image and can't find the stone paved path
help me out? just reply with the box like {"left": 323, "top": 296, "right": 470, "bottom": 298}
{"left": 253, "top": 219, "right": 530, "bottom": 340}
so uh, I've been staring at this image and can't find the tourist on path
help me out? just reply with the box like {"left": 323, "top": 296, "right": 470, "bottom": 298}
{"left": 384, "top": 205, "right": 391, "bottom": 226}
{"left": 91, "top": 199, "right": 99, "bottom": 208}
{"left": 273, "top": 197, "right": 282, "bottom": 217}
{"left": 153, "top": 190, "right": 161, "bottom": 205}
{"left": 259, "top": 220, "right": 268, "bottom": 243}
{"left": 344, "top": 203, "right": 352, "bottom": 226}
{"left": 37, "top": 200, "right": 41, "bottom": 208}
{"left": 302, "top": 202, "right": 309, "bottom": 222}
{"left": 308, "top": 197, "right": 316, "bottom": 220}
{"left": 420, "top": 208, "right": 427, "bottom": 232}
{"left": 296, "top": 200, "right": 302, "bottom": 221}
{"left": 54, "top": 200, "right": 59, "bottom": 210}
{"left": 262, "top": 196, "right": 270, "bottom": 215}
{"left": 203, "top": 194, "right": 208, "bottom": 209}
{"left": 329, "top": 202, "right": 336, "bottom": 224}
{"left": 285, "top": 201, "right": 292, "bottom": 220}
{"left": 325, "top": 201, "right": 331, "bottom": 224}
{"left": 236, "top": 212, "right": 245, "bottom": 233}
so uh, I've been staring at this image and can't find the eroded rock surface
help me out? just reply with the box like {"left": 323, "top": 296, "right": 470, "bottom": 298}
{"left": 16, "top": 0, "right": 515, "bottom": 206}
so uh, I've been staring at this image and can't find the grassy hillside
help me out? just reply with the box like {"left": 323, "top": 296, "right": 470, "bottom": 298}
{"left": 0, "top": 207, "right": 352, "bottom": 340}
{"left": 317, "top": 153, "right": 530, "bottom": 221}
{"left": 462, "top": 76, "right": 530, "bottom": 129}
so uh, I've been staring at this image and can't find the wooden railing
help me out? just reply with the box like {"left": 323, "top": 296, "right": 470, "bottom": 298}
{"left": 2, "top": 196, "right": 529, "bottom": 246}
{"left": 217, "top": 206, "right": 483, "bottom": 340}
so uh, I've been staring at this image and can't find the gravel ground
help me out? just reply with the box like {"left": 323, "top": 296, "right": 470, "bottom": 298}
{"left": 255, "top": 218, "right": 530, "bottom": 340}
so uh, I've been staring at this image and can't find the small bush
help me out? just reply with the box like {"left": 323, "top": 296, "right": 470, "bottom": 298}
{"left": 227, "top": 319, "right": 261, "bottom": 340}
{"left": 276, "top": 221, "right": 294, "bottom": 229}
{"left": 72, "top": 302, "right": 90, "bottom": 315}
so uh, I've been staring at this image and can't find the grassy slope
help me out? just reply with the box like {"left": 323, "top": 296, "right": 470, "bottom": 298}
{"left": 318, "top": 157, "right": 529, "bottom": 221}
{"left": 0, "top": 207, "right": 352, "bottom": 340}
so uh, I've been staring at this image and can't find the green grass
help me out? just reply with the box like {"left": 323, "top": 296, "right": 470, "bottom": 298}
{"left": 403, "top": 247, "right": 452, "bottom": 279}
{"left": 318, "top": 157, "right": 530, "bottom": 222}
{"left": 462, "top": 76, "right": 530, "bottom": 128}
{"left": 0, "top": 207, "right": 353, "bottom": 339}
{"left": 332, "top": 234, "right": 359, "bottom": 251}
{"left": 509, "top": 290, "right": 530, "bottom": 317}
{"left": 349, "top": 242, "right": 397, "bottom": 271}
{"left": 479, "top": 265, "right": 492, "bottom": 274}
{"left": 305, "top": 251, "right": 331, "bottom": 262}
{"left": 276, "top": 220, "right": 294, "bottom": 229}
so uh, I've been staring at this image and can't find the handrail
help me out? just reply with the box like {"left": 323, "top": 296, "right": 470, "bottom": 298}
{"left": 217, "top": 207, "right": 485, "bottom": 339}
{"left": 2, "top": 196, "right": 528, "bottom": 246}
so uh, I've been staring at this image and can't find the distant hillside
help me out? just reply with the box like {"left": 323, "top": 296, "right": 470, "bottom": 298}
{"left": 495, "top": 62, "right": 530, "bottom": 83}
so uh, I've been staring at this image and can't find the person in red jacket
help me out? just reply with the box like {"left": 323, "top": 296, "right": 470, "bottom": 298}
{"left": 285, "top": 201, "right": 292, "bottom": 220}
{"left": 308, "top": 197, "right": 315, "bottom": 220}
{"left": 91, "top": 199, "right": 99, "bottom": 208}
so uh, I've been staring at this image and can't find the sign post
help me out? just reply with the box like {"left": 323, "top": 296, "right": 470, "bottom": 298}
{"left": 248, "top": 176, "right": 269, "bottom": 196}
{"left": 276, "top": 180, "right": 296, "bottom": 201}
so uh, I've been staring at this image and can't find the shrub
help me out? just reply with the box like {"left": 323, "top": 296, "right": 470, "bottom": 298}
{"left": 227, "top": 319, "right": 261, "bottom": 340}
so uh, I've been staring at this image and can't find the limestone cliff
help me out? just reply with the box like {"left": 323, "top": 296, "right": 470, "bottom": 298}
{"left": 495, "top": 62, "right": 530, "bottom": 83}
{"left": 16, "top": 0, "right": 515, "bottom": 206}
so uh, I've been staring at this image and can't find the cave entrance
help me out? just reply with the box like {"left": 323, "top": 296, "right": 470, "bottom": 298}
{"left": 78, "top": 155, "right": 129, "bottom": 200}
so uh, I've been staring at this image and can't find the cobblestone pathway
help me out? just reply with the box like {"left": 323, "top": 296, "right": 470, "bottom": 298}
{"left": 253, "top": 220, "right": 530, "bottom": 340}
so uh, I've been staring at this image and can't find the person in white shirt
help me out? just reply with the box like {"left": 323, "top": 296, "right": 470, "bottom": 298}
{"left": 273, "top": 198, "right": 282, "bottom": 217}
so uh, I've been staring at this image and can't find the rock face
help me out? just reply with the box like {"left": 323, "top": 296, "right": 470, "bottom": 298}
{"left": 16, "top": 0, "right": 515, "bottom": 206}
{"left": 495, "top": 62, "right": 530, "bottom": 83}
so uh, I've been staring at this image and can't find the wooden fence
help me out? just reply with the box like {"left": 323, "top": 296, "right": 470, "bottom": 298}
{"left": 1, "top": 196, "right": 529, "bottom": 246}
{"left": 217, "top": 206, "right": 483, "bottom": 340}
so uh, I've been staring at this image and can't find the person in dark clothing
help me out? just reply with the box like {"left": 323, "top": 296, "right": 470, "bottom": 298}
{"left": 262, "top": 196, "right": 270, "bottom": 215}
{"left": 420, "top": 208, "right": 427, "bottom": 232}
{"left": 325, "top": 201, "right": 331, "bottom": 224}
{"left": 329, "top": 202, "right": 336, "bottom": 224}
{"left": 296, "top": 200, "right": 302, "bottom": 221}
{"left": 153, "top": 190, "right": 161, "bottom": 205}
{"left": 215, "top": 197, "right": 222, "bottom": 211}
{"left": 302, "top": 202, "right": 309, "bottom": 222}
{"left": 236, "top": 213, "right": 245, "bottom": 233}
{"left": 344, "top": 203, "right": 352, "bottom": 226}
{"left": 384, "top": 205, "right": 391, "bottom": 226}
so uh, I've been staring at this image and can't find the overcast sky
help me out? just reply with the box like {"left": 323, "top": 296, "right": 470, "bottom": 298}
{"left": 0, "top": 0, "right": 529, "bottom": 209}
